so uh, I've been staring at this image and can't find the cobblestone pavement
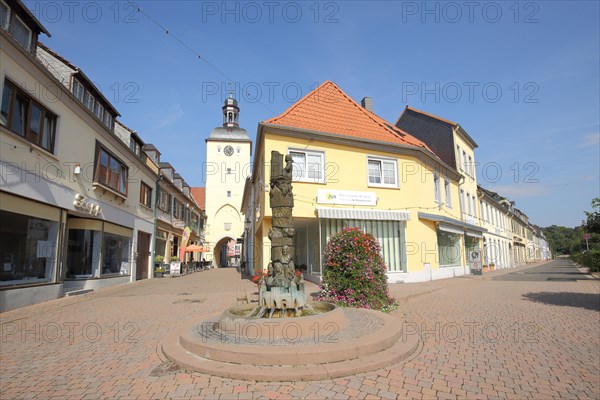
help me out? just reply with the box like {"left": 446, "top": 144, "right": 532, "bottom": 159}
{"left": 1, "top": 260, "right": 598, "bottom": 399}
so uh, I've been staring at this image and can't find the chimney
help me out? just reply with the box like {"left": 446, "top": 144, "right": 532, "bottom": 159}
{"left": 361, "top": 97, "right": 373, "bottom": 112}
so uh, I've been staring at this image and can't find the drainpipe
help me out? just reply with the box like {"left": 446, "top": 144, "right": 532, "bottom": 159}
{"left": 152, "top": 174, "right": 163, "bottom": 277}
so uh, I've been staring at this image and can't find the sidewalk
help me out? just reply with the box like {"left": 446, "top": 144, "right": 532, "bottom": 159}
{"left": 387, "top": 260, "right": 552, "bottom": 303}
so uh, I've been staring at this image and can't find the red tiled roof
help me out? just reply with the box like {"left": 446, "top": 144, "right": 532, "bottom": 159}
{"left": 190, "top": 187, "right": 206, "bottom": 210}
{"left": 264, "top": 81, "right": 434, "bottom": 152}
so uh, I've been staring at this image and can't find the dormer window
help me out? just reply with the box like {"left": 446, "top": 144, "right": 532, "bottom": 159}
{"left": 72, "top": 79, "right": 84, "bottom": 102}
{"left": 94, "top": 102, "right": 104, "bottom": 121}
{"left": 9, "top": 14, "right": 32, "bottom": 52}
{"left": 0, "top": 1, "right": 10, "bottom": 30}
{"left": 84, "top": 91, "right": 94, "bottom": 112}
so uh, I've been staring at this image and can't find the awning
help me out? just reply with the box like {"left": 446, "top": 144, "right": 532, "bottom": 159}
{"left": 317, "top": 207, "right": 411, "bottom": 221}
{"left": 465, "top": 230, "right": 484, "bottom": 238}
{"left": 418, "top": 212, "right": 487, "bottom": 236}
{"left": 438, "top": 223, "right": 464, "bottom": 235}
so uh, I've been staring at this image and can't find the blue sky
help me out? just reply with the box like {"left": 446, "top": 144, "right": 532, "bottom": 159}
{"left": 25, "top": 0, "right": 599, "bottom": 228}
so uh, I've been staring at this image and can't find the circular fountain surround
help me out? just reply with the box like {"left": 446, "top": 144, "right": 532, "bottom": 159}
{"left": 218, "top": 301, "right": 349, "bottom": 340}
{"left": 161, "top": 301, "right": 420, "bottom": 381}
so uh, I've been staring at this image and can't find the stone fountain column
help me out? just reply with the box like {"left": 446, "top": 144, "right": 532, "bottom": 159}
{"left": 258, "top": 151, "right": 305, "bottom": 315}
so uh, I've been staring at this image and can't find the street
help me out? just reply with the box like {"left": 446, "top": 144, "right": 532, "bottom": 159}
{"left": 1, "top": 260, "right": 598, "bottom": 399}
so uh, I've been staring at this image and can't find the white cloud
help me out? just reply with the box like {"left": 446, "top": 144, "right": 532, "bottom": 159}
{"left": 152, "top": 104, "right": 184, "bottom": 131}
{"left": 578, "top": 132, "right": 600, "bottom": 147}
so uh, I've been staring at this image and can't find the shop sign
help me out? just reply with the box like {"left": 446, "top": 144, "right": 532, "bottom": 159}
{"left": 317, "top": 189, "right": 377, "bottom": 206}
{"left": 73, "top": 194, "right": 101, "bottom": 216}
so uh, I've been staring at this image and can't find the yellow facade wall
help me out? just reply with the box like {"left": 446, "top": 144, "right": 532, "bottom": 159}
{"left": 251, "top": 130, "right": 469, "bottom": 273}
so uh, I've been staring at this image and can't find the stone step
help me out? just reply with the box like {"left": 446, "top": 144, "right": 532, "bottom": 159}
{"left": 161, "top": 328, "right": 419, "bottom": 381}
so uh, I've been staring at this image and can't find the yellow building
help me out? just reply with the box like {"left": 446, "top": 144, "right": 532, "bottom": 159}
{"left": 241, "top": 81, "right": 485, "bottom": 283}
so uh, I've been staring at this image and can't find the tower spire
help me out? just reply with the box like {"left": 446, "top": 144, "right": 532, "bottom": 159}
{"left": 222, "top": 90, "right": 239, "bottom": 129}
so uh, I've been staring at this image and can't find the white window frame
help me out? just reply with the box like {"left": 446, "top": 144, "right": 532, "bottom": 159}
{"left": 72, "top": 79, "right": 84, "bottom": 102}
{"left": 10, "top": 14, "right": 32, "bottom": 52}
{"left": 444, "top": 178, "right": 452, "bottom": 207}
{"left": 0, "top": 0, "right": 11, "bottom": 31}
{"left": 466, "top": 192, "right": 471, "bottom": 215}
{"left": 460, "top": 189, "right": 465, "bottom": 213}
{"left": 462, "top": 150, "right": 468, "bottom": 175}
{"left": 84, "top": 91, "right": 95, "bottom": 112}
{"left": 468, "top": 155, "right": 473, "bottom": 177}
{"left": 94, "top": 102, "right": 104, "bottom": 121}
{"left": 433, "top": 173, "right": 442, "bottom": 204}
{"left": 456, "top": 145, "right": 461, "bottom": 171}
{"left": 288, "top": 148, "right": 325, "bottom": 184}
{"left": 103, "top": 112, "right": 113, "bottom": 129}
{"left": 366, "top": 155, "right": 398, "bottom": 188}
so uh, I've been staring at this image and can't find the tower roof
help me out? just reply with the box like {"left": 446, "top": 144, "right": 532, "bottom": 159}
{"left": 208, "top": 94, "right": 250, "bottom": 141}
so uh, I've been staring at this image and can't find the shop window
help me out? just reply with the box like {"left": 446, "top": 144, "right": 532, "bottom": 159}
{"left": 320, "top": 218, "right": 406, "bottom": 273}
{"left": 0, "top": 210, "right": 58, "bottom": 286}
{"left": 66, "top": 229, "right": 100, "bottom": 278}
{"left": 1, "top": 80, "right": 57, "bottom": 153}
{"left": 437, "top": 230, "right": 461, "bottom": 267}
{"left": 102, "top": 233, "right": 130, "bottom": 275}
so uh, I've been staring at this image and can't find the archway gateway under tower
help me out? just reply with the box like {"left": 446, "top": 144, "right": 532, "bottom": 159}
{"left": 213, "top": 237, "right": 239, "bottom": 268}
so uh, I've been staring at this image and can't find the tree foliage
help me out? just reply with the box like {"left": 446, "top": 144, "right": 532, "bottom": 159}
{"left": 542, "top": 225, "right": 585, "bottom": 255}
{"left": 584, "top": 197, "right": 600, "bottom": 234}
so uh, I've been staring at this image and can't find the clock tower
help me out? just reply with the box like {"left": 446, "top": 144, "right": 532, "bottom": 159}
{"left": 204, "top": 95, "right": 252, "bottom": 268}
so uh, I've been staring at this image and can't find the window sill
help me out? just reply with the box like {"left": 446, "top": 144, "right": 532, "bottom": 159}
{"left": 93, "top": 182, "right": 127, "bottom": 202}
{"left": 293, "top": 178, "right": 326, "bottom": 185}
{"left": 139, "top": 204, "right": 153, "bottom": 212}
{"left": 368, "top": 184, "right": 399, "bottom": 190}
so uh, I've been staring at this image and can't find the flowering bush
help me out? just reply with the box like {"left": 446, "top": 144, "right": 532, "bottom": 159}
{"left": 317, "top": 227, "right": 396, "bottom": 311}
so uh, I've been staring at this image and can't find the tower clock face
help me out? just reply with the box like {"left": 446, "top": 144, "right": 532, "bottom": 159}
{"left": 224, "top": 145, "right": 234, "bottom": 156}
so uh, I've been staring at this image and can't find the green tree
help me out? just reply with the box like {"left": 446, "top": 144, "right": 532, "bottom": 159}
{"left": 584, "top": 198, "right": 600, "bottom": 234}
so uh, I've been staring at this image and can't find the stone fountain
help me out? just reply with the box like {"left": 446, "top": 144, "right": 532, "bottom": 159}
{"left": 256, "top": 151, "right": 306, "bottom": 318}
{"left": 160, "top": 152, "right": 419, "bottom": 381}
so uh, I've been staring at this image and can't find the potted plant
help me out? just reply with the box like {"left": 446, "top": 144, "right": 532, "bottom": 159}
{"left": 154, "top": 255, "right": 164, "bottom": 267}
{"left": 483, "top": 264, "right": 489, "bottom": 272}
{"left": 171, "top": 256, "right": 179, "bottom": 262}
{"left": 490, "top": 263, "right": 495, "bottom": 271}
{"left": 154, "top": 266, "right": 165, "bottom": 278}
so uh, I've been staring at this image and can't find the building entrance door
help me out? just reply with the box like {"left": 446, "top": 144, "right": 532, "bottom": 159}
{"left": 136, "top": 231, "right": 151, "bottom": 280}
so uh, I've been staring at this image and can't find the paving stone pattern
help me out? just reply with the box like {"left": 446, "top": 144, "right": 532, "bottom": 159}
{"left": 1, "top": 260, "right": 598, "bottom": 399}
